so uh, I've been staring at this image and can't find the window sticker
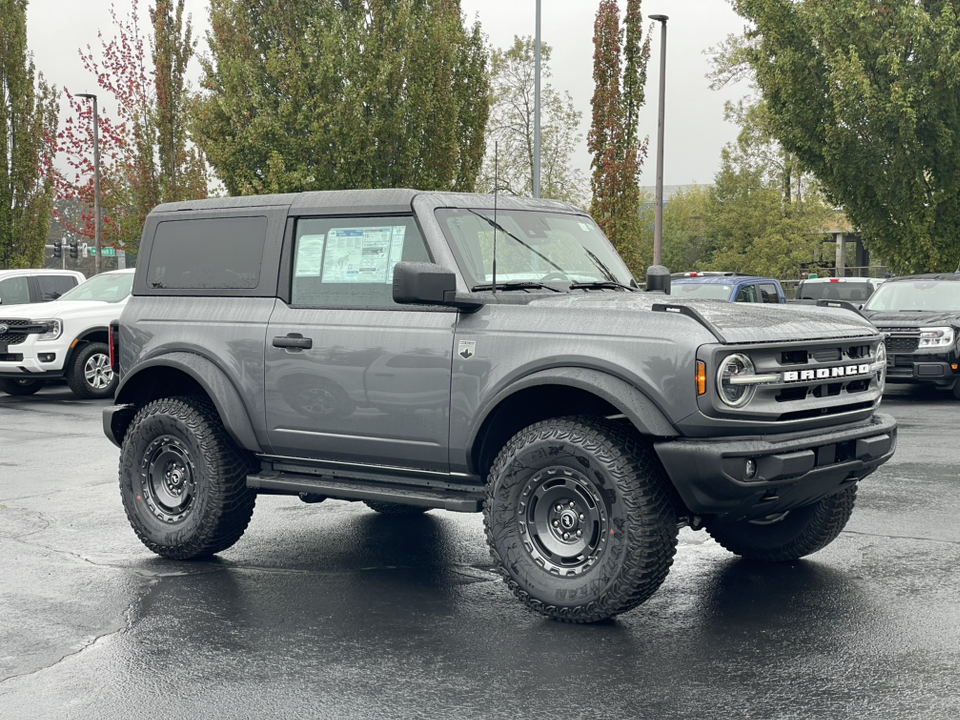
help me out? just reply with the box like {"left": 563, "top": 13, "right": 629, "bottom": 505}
{"left": 321, "top": 226, "right": 406, "bottom": 284}
{"left": 294, "top": 234, "right": 327, "bottom": 277}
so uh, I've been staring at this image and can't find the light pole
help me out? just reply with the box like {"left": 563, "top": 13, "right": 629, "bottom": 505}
{"left": 533, "top": 0, "right": 542, "bottom": 198}
{"left": 649, "top": 14, "right": 668, "bottom": 267}
{"left": 76, "top": 93, "right": 102, "bottom": 275}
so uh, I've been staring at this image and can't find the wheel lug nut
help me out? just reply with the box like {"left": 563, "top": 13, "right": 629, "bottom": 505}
{"left": 569, "top": 501, "right": 575, "bottom": 508}
{"left": 552, "top": 520, "right": 559, "bottom": 527}
{"left": 579, "top": 514, "right": 584, "bottom": 521}
{"left": 577, "top": 530, "right": 582, "bottom": 537}
{"left": 563, "top": 532, "right": 570, "bottom": 540}
{"left": 556, "top": 504, "right": 563, "bottom": 512}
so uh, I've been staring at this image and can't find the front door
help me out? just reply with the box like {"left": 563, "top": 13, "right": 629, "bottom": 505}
{"left": 263, "top": 214, "right": 456, "bottom": 472}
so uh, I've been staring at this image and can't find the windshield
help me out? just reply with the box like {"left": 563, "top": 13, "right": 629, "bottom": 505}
{"left": 796, "top": 281, "right": 874, "bottom": 302}
{"left": 672, "top": 282, "right": 733, "bottom": 301}
{"left": 58, "top": 272, "right": 134, "bottom": 303}
{"left": 863, "top": 279, "right": 960, "bottom": 313}
{"left": 435, "top": 208, "right": 634, "bottom": 288}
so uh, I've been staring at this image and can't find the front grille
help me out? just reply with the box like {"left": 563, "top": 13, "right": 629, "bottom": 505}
{"left": 884, "top": 335, "right": 919, "bottom": 353}
{"left": 0, "top": 319, "right": 34, "bottom": 345}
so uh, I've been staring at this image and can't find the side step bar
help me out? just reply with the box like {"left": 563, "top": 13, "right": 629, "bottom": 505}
{"left": 247, "top": 471, "right": 485, "bottom": 513}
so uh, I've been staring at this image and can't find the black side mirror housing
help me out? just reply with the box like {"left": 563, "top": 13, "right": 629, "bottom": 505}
{"left": 393, "top": 262, "right": 483, "bottom": 311}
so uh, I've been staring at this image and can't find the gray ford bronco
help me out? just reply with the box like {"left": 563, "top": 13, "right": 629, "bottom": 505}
{"left": 104, "top": 189, "right": 897, "bottom": 623}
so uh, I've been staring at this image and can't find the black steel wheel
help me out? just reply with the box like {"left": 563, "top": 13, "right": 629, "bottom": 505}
{"left": 66, "top": 342, "right": 117, "bottom": 399}
{"left": 484, "top": 416, "right": 677, "bottom": 623}
{"left": 119, "top": 395, "right": 257, "bottom": 559}
{"left": 707, "top": 485, "right": 858, "bottom": 562}
{"left": 0, "top": 377, "right": 45, "bottom": 396}
{"left": 363, "top": 500, "right": 430, "bottom": 515}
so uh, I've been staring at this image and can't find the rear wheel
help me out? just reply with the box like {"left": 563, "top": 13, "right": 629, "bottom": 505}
{"left": 484, "top": 416, "right": 677, "bottom": 623}
{"left": 951, "top": 380, "right": 960, "bottom": 400}
{"left": 0, "top": 378, "right": 45, "bottom": 396}
{"left": 707, "top": 485, "right": 857, "bottom": 561}
{"left": 119, "top": 396, "right": 257, "bottom": 559}
{"left": 67, "top": 342, "right": 117, "bottom": 398}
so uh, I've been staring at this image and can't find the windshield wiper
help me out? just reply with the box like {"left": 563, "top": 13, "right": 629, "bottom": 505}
{"left": 471, "top": 281, "right": 562, "bottom": 292}
{"left": 465, "top": 210, "right": 568, "bottom": 276}
{"left": 568, "top": 280, "right": 635, "bottom": 292}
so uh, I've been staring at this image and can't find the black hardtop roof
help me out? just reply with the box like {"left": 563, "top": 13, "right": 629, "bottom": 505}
{"left": 149, "top": 189, "right": 581, "bottom": 217}
{"left": 885, "top": 272, "right": 960, "bottom": 283}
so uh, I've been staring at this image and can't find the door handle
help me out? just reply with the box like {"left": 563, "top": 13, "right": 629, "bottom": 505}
{"left": 272, "top": 334, "right": 313, "bottom": 349}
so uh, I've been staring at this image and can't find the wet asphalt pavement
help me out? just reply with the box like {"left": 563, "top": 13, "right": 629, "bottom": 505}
{"left": 1, "top": 384, "right": 958, "bottom": 719}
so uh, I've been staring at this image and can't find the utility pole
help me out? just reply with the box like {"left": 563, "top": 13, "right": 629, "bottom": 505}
{"left": 649, "top": 15, "right": 668, "bottom": 267}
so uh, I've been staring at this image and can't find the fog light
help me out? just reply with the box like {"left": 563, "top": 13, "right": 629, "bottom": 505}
{"left": 39, "top": 353, "right": 56, "bottom": 362}
{"left": 745, "top": 458, "right": 758, "bottom": 479}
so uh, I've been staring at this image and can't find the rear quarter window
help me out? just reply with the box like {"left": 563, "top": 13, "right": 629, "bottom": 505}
{"left": 146, "top": 216, "right": 268, "bottom": 291}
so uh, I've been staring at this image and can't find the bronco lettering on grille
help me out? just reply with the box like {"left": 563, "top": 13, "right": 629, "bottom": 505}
{"left": 783, "top": 364, "right": 872, "bottom": 382}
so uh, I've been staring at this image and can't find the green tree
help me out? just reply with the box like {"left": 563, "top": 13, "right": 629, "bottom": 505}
{"left": 637, "top": 185, "right": 713, "bottom": 273}
{"left": 588, "top": 0, "right": 650, "bottom": 274}
{"left": 194, "top": 0, "right": 489, "bottom": 195}
{"left": 0, "top": 0, "right": 58, "bottom": 268}
{"left": 703, "top": 100, "right": 833, "bottom": 279}
{"left": 477, "top": 36, "right": 586, "bottom": 205}
{"left": 58, "top": 0, "right": 208, "bottom": 257}
{"left": 734, "top": 0, "right": 960, "bottom": 274}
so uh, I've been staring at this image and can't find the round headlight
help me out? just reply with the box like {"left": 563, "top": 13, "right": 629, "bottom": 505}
{"left": 717, "top": 353, "right": 756, "bottom": 407}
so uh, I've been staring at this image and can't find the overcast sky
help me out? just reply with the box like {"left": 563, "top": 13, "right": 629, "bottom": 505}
{"left": 26, "top": 0, "right": 751, "bottom": 188}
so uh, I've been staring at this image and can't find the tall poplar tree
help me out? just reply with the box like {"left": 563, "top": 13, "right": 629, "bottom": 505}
{"left": 0, "top": 0, "right": 58, "bottom": 268}
{"left": 588, "top": 0, "right": 649, "bottom": 274}
{"left": 193, "top": 0, "right": 489, "bottom": 195}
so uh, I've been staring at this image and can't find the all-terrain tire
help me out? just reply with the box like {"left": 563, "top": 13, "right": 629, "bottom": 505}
{"left": 707, "top": 485, "right": 858, "bottom": 562}
{"left": 0, "top": 378, "right": 45, "bottom": 396}
{"left": 363, "top": 500, "right": 430, "bottom": 515}
{"left": 951, "top": 379, "right": 960, "bottom": 400}
{"left": 67, "top": 342, "right": 117, "bottom": 399}
{"left": 484, "top": 416, "right": 678, "bottom": 623}
{"left": 119, "top": 395, "right": 257, "bottom": 559}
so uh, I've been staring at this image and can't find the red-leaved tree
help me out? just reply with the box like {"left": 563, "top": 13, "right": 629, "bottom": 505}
{"left": 57, "top": 0, "right": 208, "bottom": 260}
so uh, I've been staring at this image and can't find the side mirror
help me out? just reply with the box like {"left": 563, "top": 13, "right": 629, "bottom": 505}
{"left": 393, "top": 262, "right": 483, "bottom": 311}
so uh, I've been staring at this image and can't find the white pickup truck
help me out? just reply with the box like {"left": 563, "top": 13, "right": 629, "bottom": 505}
{"left": 0, "top": 269, "right": 135, "bottom": 398}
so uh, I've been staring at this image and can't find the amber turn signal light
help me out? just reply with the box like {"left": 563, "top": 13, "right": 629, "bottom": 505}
{"left": 696, "top": 361, "right": 707, "bottom": 395}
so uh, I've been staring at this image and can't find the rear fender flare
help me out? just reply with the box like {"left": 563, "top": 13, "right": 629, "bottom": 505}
{"left": 115, "top": 351, "right": 262, "bottom": 452}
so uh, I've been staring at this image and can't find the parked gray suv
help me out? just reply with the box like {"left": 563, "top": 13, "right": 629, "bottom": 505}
{"left": 103, "top": 190, "right": 897, "bottom": 622}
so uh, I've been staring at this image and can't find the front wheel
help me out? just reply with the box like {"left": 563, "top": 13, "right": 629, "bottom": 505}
{"left": 707, "top": 485, "right": 857, "bottom": 562}
{"left": 67, "top": 342, "right": 117, "bottom": 398}
{"left": 119, "top": 396, "right": 257, "bottom": 559}
{"left": 0, "top": 378, "right": 45, "bottom": 396}
{"left": 484, "top": 417, "right": 678, "bottom": 623}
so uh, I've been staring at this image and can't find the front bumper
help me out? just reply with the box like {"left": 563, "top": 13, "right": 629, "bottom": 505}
{"left": 886, "top": 355, "right": 959, "bottom": 388}
{"left": 654, "top": 412, "right": 897, "bottom": 522}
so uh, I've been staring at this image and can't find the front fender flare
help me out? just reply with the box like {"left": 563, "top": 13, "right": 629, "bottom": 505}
{"left": 115, "top": 351, "right": 262, "bottom": 452}
{"left": 468, "top": 366, "right": 678, "bottom": 451}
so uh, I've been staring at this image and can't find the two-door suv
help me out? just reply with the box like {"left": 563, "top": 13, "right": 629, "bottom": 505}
{"left": 103, "top": 190, "right": 897, "bottom": 622}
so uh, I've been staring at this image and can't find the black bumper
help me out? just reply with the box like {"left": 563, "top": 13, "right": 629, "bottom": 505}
{"left": 886, "top": 357, "right": 959, "bottom": 388}
{"left": 654, "top": 413, "right": 897, "bottom": 522}
{"left": 103, "top": 403, "right": 137, "bottom": 448}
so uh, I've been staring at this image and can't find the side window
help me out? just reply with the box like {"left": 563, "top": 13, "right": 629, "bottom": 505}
{"left": 291, "top": 216, "right": 430, "bottom": 308}
{"left": 758, "top": 284, "right": 780, "bottom": 303}
{"left": 37, "top": 275, "right": 78, "bottom": 301}
{"left": 0, "top": 277, "right": 31, "bottom": 305}
{"left": 147, "top": 216, "right": 268, "bottom": 291}
{"left": 735, "top": 284, "right": 758, "bottom": 303}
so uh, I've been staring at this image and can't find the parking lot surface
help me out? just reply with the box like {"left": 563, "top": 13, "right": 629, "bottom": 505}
{"left": 1, "top": 384, "right": 958, "bottom": 719}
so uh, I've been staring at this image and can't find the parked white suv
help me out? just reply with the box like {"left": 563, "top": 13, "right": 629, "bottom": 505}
{"left": 0, "top": 269, "right": 135, "bottom": 398}
{"left": 0, "top": 269, "right": 85, "bottom": 306}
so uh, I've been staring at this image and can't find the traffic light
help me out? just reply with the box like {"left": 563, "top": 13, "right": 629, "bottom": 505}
{"left": 53, "top": 242, "right": 62, "bottom": 259}
{"left": 69, "top": 242, "right": 78, "bottom": 259}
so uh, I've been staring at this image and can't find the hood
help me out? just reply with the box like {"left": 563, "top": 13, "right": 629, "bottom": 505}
{"left": 525, "top": 292, "right": 877, "bottom": 344}
{"left": 0, "top": 299, "right": 126, "bottom": 320}
{"left": 864, "top": 310, "right": 960, "bottom": 328}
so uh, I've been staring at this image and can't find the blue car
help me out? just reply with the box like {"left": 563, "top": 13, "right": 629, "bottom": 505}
{"left": 670, "top": 272, "right": 787, "bottom": 303}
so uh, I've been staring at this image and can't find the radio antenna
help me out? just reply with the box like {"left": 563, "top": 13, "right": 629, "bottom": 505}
{"left": 492, "top": 141, "right": 498, "bottom": 295}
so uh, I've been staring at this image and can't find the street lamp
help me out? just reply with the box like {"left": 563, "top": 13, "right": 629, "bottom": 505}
{"left": 533, "top": 0, "right": 542, "bottom": 198}
{"left": 75, "top": 93, "right": 102, "bottom": 275}
{"left": 649, "top": 14, "right": 668, "bottom": 267}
